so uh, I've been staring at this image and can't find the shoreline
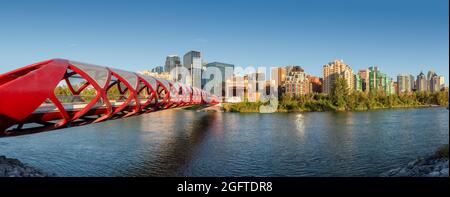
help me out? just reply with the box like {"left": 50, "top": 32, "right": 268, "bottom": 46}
{"left": 381, "top": 156, "right": 449, "bottom": 177}
{"left": 220, "top": 90, "right": 448, "bottom": 113}
{"left": 217, "top": 103, "right": 445, "bottom": 113}
{"left": 380, "top": 145, "right": 449, "bottom": 177}
{"left": 0, "top": 155, "right": 53, "bottom": 177}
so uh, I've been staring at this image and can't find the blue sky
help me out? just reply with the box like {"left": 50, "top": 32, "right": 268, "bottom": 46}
{"left": 0, "top": 0, "right": 448, "bottom": 84}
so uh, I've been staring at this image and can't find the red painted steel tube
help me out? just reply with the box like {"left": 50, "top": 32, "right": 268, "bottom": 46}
{"left": 0, "top": 59, "right": 219, "bottom": 137}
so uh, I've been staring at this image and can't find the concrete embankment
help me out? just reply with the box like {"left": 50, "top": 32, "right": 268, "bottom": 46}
{"left": 0, "top": 155, "right": 52, "bottom": 177}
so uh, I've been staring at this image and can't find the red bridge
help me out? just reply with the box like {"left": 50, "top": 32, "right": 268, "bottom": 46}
{"left": 0, "top": 59, "right": 219, "bottom": 137}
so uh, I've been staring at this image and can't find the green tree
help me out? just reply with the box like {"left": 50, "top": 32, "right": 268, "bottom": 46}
{"left": 436, "top": 91, "right": 449, "bottom": 106}
{"left": 330, "top": 77, "right": 349, "bottom": 110}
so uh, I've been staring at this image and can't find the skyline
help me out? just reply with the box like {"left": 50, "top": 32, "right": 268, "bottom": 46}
{"left": 0, "top": 0, "right": 448, "bottom": 84}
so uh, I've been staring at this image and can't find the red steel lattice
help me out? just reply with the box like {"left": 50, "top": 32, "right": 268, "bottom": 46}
{"left": 0, "top": 59, "right": 218, "bottom": 137}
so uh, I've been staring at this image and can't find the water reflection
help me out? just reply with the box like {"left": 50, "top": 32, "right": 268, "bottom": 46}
{"left": 295, "top": 114, "right": 305, "bottom": 137}
{"left": 131, "top": 112, "right": 218, "bottom": 176}
{"left": 0, "top": 108, "right": 447, "bottom": 177}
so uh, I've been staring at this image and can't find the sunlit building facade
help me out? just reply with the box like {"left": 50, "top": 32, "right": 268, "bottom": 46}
{"left": 438, "top": 76, "right": 445, "bottom": 90}
{"left": 271, "top": 67, "right": 287, "bottom": 97}
{"left": 323, "top": 60, "right": 354, "bottom": 94}
{"left": 225, "top": 75, "right": 249, "bottom": 102}
{"left": 284, "top": 66, "right": 310, "bottom": 96}
{"left": 247, "top": 72, "right": 265, "bottom": 102}
{"left": 368, "top": 66, "right": 394, "bottom": 95}
{"left": 416, "top": 72, "right": 427, "bottom": 92}
{"left": 397, "top": 74, "right": 414, "bottom": 94}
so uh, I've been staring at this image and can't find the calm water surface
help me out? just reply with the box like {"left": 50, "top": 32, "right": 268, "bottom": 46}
{"left": 0, "top": 107, "right": 448, "bottom": 176}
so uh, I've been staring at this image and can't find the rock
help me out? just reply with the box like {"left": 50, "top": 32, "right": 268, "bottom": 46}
{"left": 0, "top": 167, "right": 6, "bottom": 176}
{"left": 426, "top": 171, "right": 440, "bottom": 177}
{"left": 388, "top": 169, "right": 400, "bottom": 176}
{"left": 439, "top": 168, "right": 448, "bottom": 176}
{"left": 380, "top": 168, "right": 400, "bottom": 177}
{"left": 381, "top": 156, "right": 449, "bottom": 177}
{"left": 407, "top": 161, "right": 417, "bottom": 169}
{"left": 394, "top": 169, "right": 407, "bottom": 176}
{"left": 440, "top": 161, "right": 449, "bottom": 168}
{"left": 0, "top": 155, "right": 52, "bottom": 177}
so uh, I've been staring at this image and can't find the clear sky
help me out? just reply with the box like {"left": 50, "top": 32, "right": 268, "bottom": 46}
{"left": 0, "top": 0, "right": 448, "bottom": 84}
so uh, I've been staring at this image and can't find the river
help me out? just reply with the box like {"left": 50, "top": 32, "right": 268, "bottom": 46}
{"left": 0, "top": 107, "right": 448, "bottom": 176}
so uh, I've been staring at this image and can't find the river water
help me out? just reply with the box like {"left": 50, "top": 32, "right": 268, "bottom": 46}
{"left": 0, "top": 107, "right": 448, "bottom": 176}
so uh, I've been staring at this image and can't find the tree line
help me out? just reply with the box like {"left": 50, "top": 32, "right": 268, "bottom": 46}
{"left": 224, "top": 77, "right": 449, "bottom": 112}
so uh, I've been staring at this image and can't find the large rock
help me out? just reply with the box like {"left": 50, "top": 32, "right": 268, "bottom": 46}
{"left": 381, "top": 156, "right": 449, "bottom": 177}
{"left": 0, "top": 155, "right": 53, "bottom": 177}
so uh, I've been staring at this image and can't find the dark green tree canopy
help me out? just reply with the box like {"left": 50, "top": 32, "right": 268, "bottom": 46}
{"left": 331, "top": 76, "right": 349, "bottom": 109}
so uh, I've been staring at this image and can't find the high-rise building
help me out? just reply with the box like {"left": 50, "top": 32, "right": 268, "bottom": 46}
{"left": 368, "top": 66, "right": 394, "bottom": 95}
{"left": 397, "top": 74, "right": 414, "bottom": 94}
{"left": 322, "top": 60, "right": 354, "bottom": 94}
{"left": 416, "top": 72, "right": 427, "bottom": 92}
{"left": 183, "top": 51, "right": 202, "bottom": 88}
{"left": 284, "top": 66, "right": 310, "bottom": 96}
{"left": 427, "top": 70, "right": 438, "bottom": 92}
{"left": 164, "top": 55, "right": 181, "bottom": 81}
{"left": 409, "top": 75, "right": 416, "bottom": 91}
{"left": 428, "top": 72, "right": 441, "bottom": 92}
{"left": 368, "top": 66, "right": 380, "bottom": 92}
{"left": 203, "top": 62, "right": 234, "bottom": 101}
{"left": 151, "top": 66, "right": 164, "bottom": 74}
{"left": 398, "top": 75, "right": 407, "bottom": 94}
{"left": 248, "top": 71, "right": 265, "bottom": 102}
{"left": 284, "top": 65, "right": 296, "bottom": 75}
{"left": 225, "top": 75, "right": 249, "bottom": 103}
{"left": 165, "top": 55, "right": 181, "bottom": 73}
{"left": 271, "top": 67, "right": 287, "bottom": 96}
{"left": 427, "top": 70, "right": 436, "bottom": 83}
{"left": 270, "top": 67, "right": 287, "bottom": 87}
{"left": 354, "top": 74, "right": 362, "bottom": 92}
{"left": 389, "top": 80, "right": 395, "bottom": 95}
{"left": 393, "top": 82, "right": 399, "bottom": 94}
{"left": 438, "top": 76, "right": 445, "bottom": 90}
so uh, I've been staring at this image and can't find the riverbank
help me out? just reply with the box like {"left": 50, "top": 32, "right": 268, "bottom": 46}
{"left": 381, "top": 145, "right": 449, "bottom": 177}
{"left": 222, "top": 102, "right": 444, "bottom": 113}
{"left": 181, "top": 104, "right": 224, "bottom": 112}
{"left": 0, "top": 155, "right": 52, "bottom": 177}
{"left": 222, "top": 90, "right": 448, "bottom": 113}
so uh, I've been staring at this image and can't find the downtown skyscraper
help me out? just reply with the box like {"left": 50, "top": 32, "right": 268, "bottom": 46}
{"left": 165, "top": 55, "right": 181, "bottom": 81}
{"left": 183, "top": 51, "right": 202, "bottom": 88}
{"left": 397, "top": 74, "right": 415, "bottom": 94}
